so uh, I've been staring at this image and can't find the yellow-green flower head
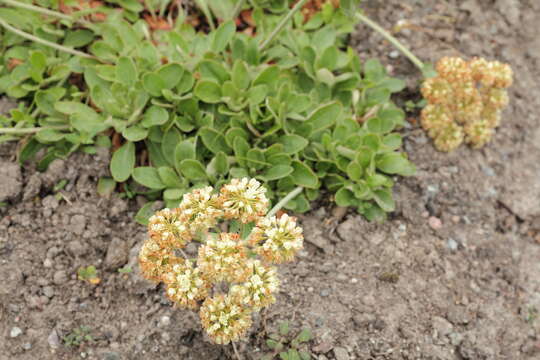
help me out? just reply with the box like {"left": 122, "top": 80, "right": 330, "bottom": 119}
{"left": 421, "top": 77, "right": 453, "bottom": 105}
{"left": 179, "top": 186, "right": 223, "bottom": 234}
{"left": 469, "top": 57, "right": 513, "bottom": 88}
{"left": 138, "top": 238, "right": 182, "bottom": 283}
{"left": 481, "top": 107, "right": 501, "bottom": 128}
{"left": 163, "top": 260, "right": 210, "bottom": 309}
{"left": 436, "top": 56, "right": 472, "bottom": 83}
{"left": 148, "top": 208, "right": 191, "bottom": 248}
{"left": 420, "top": 104, "right": 453, "bottom": 138}
{"left": 433, "top": 122, "right": 464, "bottom": 152}
{"left": 464, "top": 119, "right": 494, "bottom": 148}
{"left": 230, "top": 260, "right": 279, "bottom": 310}
{"left": 220, "top": 178, "right": 269, "bottom": 224}
{"left": 482, "top": 87, "right": 509, "bottom": 110}
{"left": 197, "top": 233, "right": 248, "bottom": 283}
{"left": 200, "top": 294, "right": 253, "bottom": 345}
{"left": 250, "top": 214, "right": 303, "bottom": 264}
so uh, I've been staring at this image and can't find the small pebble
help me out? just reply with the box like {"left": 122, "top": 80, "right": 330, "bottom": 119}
{"left": 428, "top": 216, "right": 443, "bottom": 230}
{"left": 389, "top": 50, "right": 400, "bottom": 58}
{"left": 10, "top": 327, "right": 23, "bottom": 338}
{"left": 43, "top": 286, "right": 54, "bottom": 298}
{"left": 447, "top": 238, "right": 459, "bottom": 251}
{"left": 451, "top": 216, "right": 460, "bottom": 223}
{"left": 320, "top": 289, "right": 330, "bottom": 297}
{"left": 43, "top": 258, "right": 53, "bottom": 268}
{"left": 351, "top": 278, "right": 358, "bottom": 284}
{"left": 160, "top": 316, "right": 171, "bottom": 327}
{"left": 22, "top": 342, "right": 32, "bottom": 350}
{"left": 308, "top": 287, "right": 314, "bottom": 292}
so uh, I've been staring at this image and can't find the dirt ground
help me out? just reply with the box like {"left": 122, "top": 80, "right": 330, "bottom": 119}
{"left": 1, "top": 1, "right": 539, "bottom": 359}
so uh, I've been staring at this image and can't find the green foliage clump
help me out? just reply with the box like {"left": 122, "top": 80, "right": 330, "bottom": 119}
{"left": 262, "top": 321, "right": 313, "bottom": 360}
{"left": 0, "top": 0, "right": 415, "bottom": 221}
{"left": 62, "top": 325, "right": 93, "bottom": 347}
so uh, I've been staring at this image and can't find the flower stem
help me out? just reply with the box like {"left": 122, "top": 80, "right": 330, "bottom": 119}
{"left": 232, "top": 341, "right": 242, "bottom": 360}
{"left": 258, "top": 0, "right": 309, "bottom": 51}
{"left": 266, "top": 186, "right": 303, "bottom": 219}
{"left": 0, "top": 125, "right": 70, "bottom": 134}
{"left": 231, "top": 0, "right": 245, "bottom": 20}
{"left": 355, "top": 12, "right": 425, "bottom": 71}
{"left": 0, "top": 18, "right": 96, "bottom": 59}
{"left": 194, "top": 0, "right": 216, "bottom": 31}
{"left": 0, "top": 0, "right": 72, "bottom": 21}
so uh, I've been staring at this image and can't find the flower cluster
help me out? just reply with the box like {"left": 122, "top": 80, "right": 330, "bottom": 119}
{"left": 420, "top": 57, "right": 513, "bottom": 151}
{"left": 138, "top": 178, "right": 303, "bottom": 345}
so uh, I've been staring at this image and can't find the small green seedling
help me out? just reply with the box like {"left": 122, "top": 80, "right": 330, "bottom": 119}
{"left": 77, "top": 265, "right": 100, "bottom": 284}
{"left": 262, "top": 321, "right": 313, "bottom": 360}
{"left": 62, "top": 326, "right": 94, "bottom": 347}
{"left": 118, "top": 265, "right": 132, "bottom": 274}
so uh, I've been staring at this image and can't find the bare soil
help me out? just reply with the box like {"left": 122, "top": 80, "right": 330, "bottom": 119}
{"left": 1, "top": 1, "right": 539, "bottom": 359}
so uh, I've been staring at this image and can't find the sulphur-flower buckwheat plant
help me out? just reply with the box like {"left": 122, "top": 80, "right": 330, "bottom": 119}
{"left": 420, "top": 56, "right": 513, "bottom": 151}
{"left": 138, "top": 178, "right": 304, "bottom": 347}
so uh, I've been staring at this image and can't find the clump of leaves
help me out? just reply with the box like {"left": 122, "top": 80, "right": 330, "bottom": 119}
{"left": 0, "top": 0, "right": 415, "bottom": 222}
{"left": 262, "top": 321, "right": 313, "bottom": 360}
{"left": 77, "top": 265, "right": 100, "bottom": 284}
{"left": 62, "top": 325, "right": 94, "bottom": 347}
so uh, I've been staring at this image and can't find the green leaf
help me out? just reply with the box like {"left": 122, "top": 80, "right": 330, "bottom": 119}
{"left": 178, "top": 159, "right": 207, "bottom": 180}
{"left": 175, "top": 140, "right": 196, "bottom": 168}
{"left": 158, "top": 167, "right": 184, "bottom": 188}
{"left": 133, "top": 167, "right": 166, "bottom": 189}
{"left": 157, "top": 63, "right": 184, "bottom": 89}
{"left": 233, "top": 137, "right": 249, "bottom": 167}
{"left": 291, "top": 161, "right": 319, "bottom": 189}
{"left": 97, "top": 177, "right": 116, "bottom": 197}
{"left": 110, "top": 142, "right": 135, "bottom": 182}
{"left": 199, "top": 127, "right": 231, "bottom": 154}
{"left": 161, "top": 128, "right": 182, "bottom": 165}
{"left": 299, "top": 350, "right": 311, "bottom": 360}
{"left": 141, "top": 106, "right": 169, "bottom": 128}
{"left": 135, "top": 201, "right": 156, "bottom": 225}
{"left": 116, "top": 57, "right": 137, "bottom": 86}
{"left": 122, "top": 126, "right": 148, "bottom": 141}
{"left": 253, "top": 65, "right": 280, "bottom": 88}
{"left": 335, "top": 187, "right": 354, "bottom": 207}
{"left": 295, "top": 328, "right": 313, "bottom": 343}
{"left": 366, "top": 117, "right": 394, "bottom": 134}
{"left": 278, "top": 135, "right": 309, "bottom": 155}
{"left": 194, "top": 80, "right": 222, "bottom": 103}
{"left": 376, "top": 153, "right": 416, "bottom": 176}
{"left": 36, "top": 129, "right": 64, "bottom": 143}
{"left": 64, "top": 30, "right": 94, "bottom": 47}
{"left": 346, "top": 161, "right": 363, "bottom": 181}
{"left": 279, "top": 322, "right": 290, "bottom": 336}
{"left": 35, "top": 87, "right": 66, "bottom": 115}
{"left": 246, "top": 149, "right": 266, "bottom": 170}
{"left": 373, "top": 189, "right": 395, "bottom": 212}
{"left": 142, "top": 72, "right": 166, "bottom": 97}
{"left": 163, "top": 188, "right": 185, "bottom": 201}
{"left": 232, "top": 60, "right": 250, "bottom": 90}
{"left": 212, "top": 20, "right": 236, "bottom": 53}
{"left": 213, "top": 152, "right": 229, "bottom": 175}
{"left": 308, "top": 102, "right": 342, "bottom": 134}
{"left": 262, "top": 165, "right": 293, "bottom": 181}
{"left": 29, "top": 51, "right": 46, "bottom": 82}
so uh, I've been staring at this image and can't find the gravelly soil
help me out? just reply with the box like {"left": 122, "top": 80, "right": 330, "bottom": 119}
{"left": 1, "top": 1, "right": 539, "bottom": 360}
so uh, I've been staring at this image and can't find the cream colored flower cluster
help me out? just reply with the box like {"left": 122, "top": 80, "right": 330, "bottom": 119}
{"left": 138, "top": 178, "right": 303, "bottom": 345}
{"left": 420, "top": 57, "right": 513, "bottom": 152}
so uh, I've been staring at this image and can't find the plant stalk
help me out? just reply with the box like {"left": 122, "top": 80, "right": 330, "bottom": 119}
{"left": 258, "top": 0, "right": 309, "bottom": 51}
{"left": 0, "top": 125, "right": 70, "bottom": 134}
{"left": 231, "top": 0, "right": 245, "bottom": 20}
{"left": 0, "top": 18, "right": 96, "bottom": 59}
{"left": 0, "top": 0, "right": 73, "bottom": 21}
{"left": 266, "top": 186, "right": 303, "bottom": 219}
{"left": 355, "top": 12, "right": 424, "bottom": 71}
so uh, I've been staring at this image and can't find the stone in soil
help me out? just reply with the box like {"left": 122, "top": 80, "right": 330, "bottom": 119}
{"left": 104, "top": 237, "right": 129, "bottom": 270}
{"left": 0, "top": 161, "right": 22, "bottom": 202}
